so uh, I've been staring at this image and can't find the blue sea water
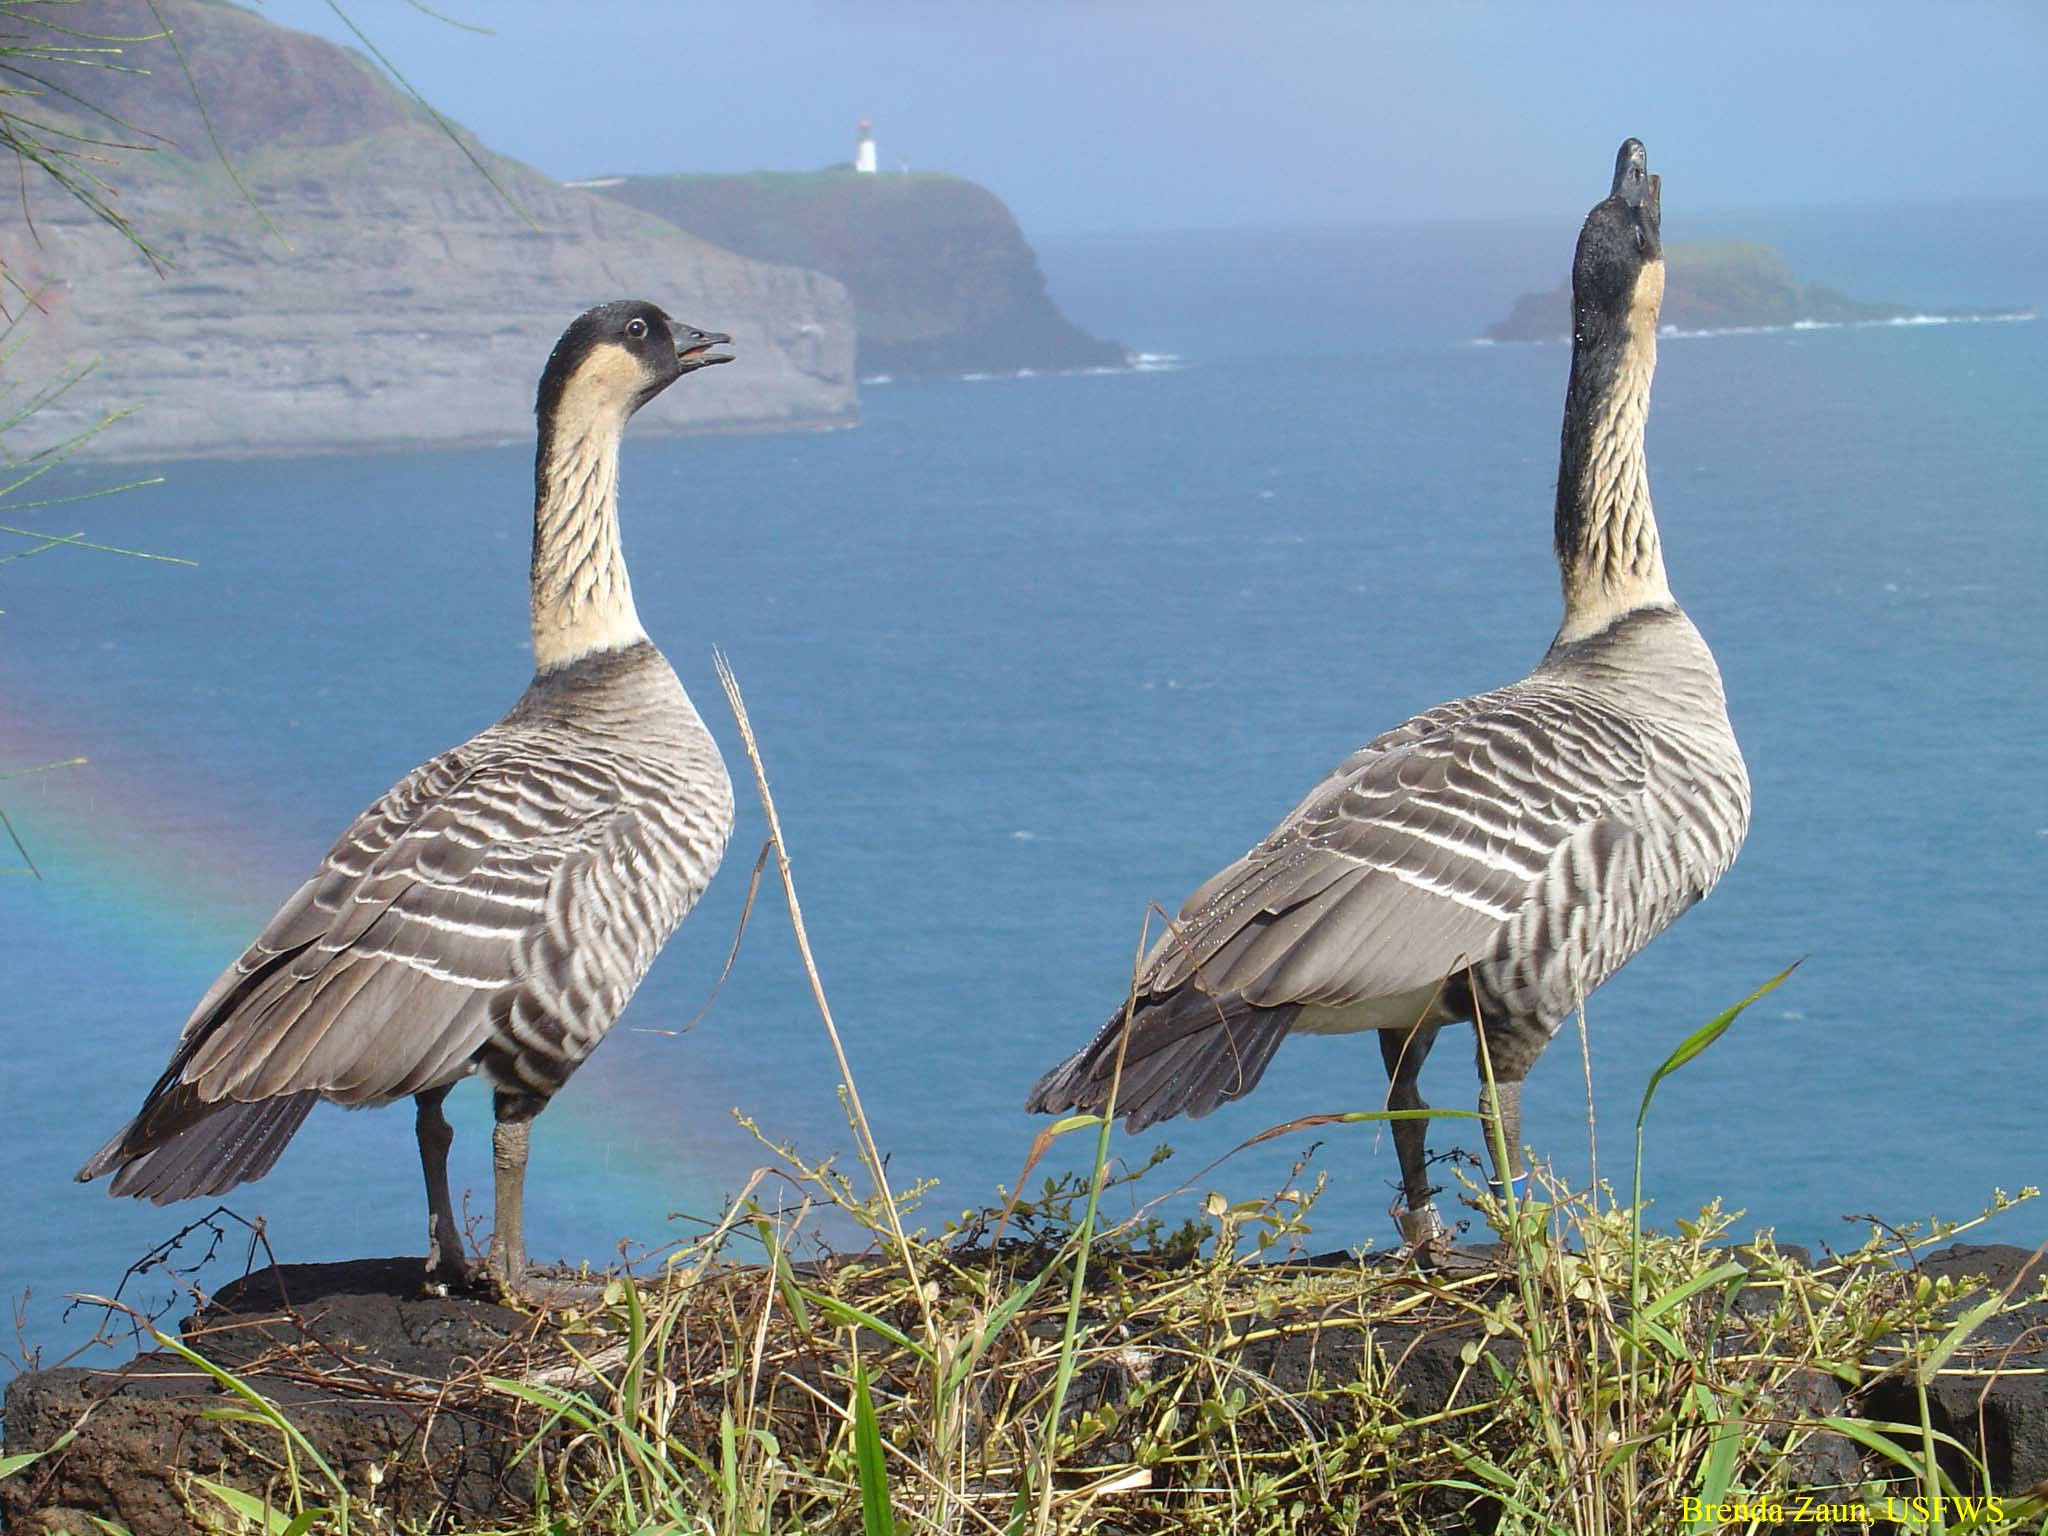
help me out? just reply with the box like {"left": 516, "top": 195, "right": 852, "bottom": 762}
{"left": 3, "top": 202, "right": 2044, "bottom": 1369}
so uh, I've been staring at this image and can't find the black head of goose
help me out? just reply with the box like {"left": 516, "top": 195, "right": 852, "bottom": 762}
{"left": 79, "top": 301, "right": 738, "bottom": 1296}
{"left": 1026, "top": 140, "right": 1751, "bottom": 1260}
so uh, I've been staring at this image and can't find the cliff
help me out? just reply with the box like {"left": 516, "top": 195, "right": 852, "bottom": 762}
{"left": 3, "top": 0, "right": 858, "bottom": 463}
{"left": 1484, "top": 240, "right": 1999, "bottom": 341}
{"left": 587, "top": 170, "right": 1128, "bottom": 379}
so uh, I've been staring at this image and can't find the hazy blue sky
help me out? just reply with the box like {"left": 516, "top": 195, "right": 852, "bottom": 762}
{"left": 274, "top": 2, "right": 2044, "bottom": 235}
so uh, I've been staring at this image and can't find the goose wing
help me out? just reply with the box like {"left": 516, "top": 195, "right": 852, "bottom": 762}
{"left": 1149, "top": 688, "right": 1649, "bottom": 1008}
{"left": 92, "top": 738, "right": 645, "bottom": 1160}
{"left": 1028, "top": 686, "right": 1651, "bottom": 1125}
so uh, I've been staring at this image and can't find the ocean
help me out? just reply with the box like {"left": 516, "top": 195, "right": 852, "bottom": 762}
{"left": 3, "top": 201, "right": 2044, "bottom": 1367}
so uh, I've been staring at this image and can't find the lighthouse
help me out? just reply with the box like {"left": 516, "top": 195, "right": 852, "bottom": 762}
{"left": 854, "top": 119, "right": 877, "bottom": 175}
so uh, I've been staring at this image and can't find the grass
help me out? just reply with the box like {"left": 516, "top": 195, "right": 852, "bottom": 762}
{"left": 8, "top": 671, "right": 2048, "bottom": 1536}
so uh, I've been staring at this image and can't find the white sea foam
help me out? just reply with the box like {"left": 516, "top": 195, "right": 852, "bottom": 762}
{"left": 1493, "top": 310, "right": 2037, "bottom": 346}
{"left": 1657, "top": 310, "right": 2036, "bottom": 341}
{"left": 918, "top": 352, "right": 1191, "bottom": 386}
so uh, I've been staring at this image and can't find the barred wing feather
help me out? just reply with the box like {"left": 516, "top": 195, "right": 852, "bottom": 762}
{"left": 1029, "top": 688, "right": 1654, "bottom": 1124}
{"left": 87, "top": 739, "right": 663, "bottom": 1173}
{"left": 1148, "top": 690, "right": 1650, "bottom": 1011}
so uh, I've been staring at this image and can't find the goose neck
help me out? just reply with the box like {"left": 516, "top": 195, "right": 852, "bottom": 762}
{"left": 1553, "top": 262, "right": 1671, "bottom": 643}
{"left": 530, "top": 415, "right": 646, "bottom": 673}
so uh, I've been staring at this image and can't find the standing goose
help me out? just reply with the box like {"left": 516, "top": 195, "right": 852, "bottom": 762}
{"left": 79, "top": 301, "right": 738, "bottom": 1294}
{"left": 1028, "top": 141, "right": 1750, "bottom": 1252}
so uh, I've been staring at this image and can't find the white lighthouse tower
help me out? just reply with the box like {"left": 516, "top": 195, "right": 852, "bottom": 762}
{"left": 854, "top": 119, "right": 877, "bottom": 175}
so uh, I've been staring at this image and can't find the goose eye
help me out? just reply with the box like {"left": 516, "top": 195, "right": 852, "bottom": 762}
{"left": 625, "top": 317, "right": 649, "bottom": 340}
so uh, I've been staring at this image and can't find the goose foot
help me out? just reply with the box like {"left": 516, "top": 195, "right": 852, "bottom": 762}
{"left": 1393, "top": 1201, "right": 1497, "bottom": 1274}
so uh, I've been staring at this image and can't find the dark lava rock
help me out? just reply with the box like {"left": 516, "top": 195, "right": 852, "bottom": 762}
{"left": 1, "top": 1258, "right": 549, "bottom": 1536}
{"left": 1860, "top": 1243, "right": 2048, "bottom": 1496}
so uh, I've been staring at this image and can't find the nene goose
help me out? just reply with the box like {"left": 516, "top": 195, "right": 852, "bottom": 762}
{"left": 1028, "top": 140, "right": 1751, "bottom": 1254}
{"left": 79, "top": 301, "right": 738, "bottom": 1294}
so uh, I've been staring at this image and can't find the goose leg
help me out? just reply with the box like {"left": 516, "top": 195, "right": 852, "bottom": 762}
{"left": 415, "top": 1087, "right": 466, "bottom": 1284}
{"left": 1480, "top": 1073, "right": 1526, "bottom": 1198}
{"left": 1380, "top": 1025, "right": 1445, "bottom": 1249}
{"left": 489, "top": 1092, "right": 542, "bottom": 1294}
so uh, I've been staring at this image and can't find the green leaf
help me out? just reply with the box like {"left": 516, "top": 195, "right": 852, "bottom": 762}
{"left": 189, "top": 1476, "right": 324, "bottom": 1535}
{"left": 1637, "top": 962, "right": 1800, "bottom": 1134}
{"left": 1816, "top": 1415, "right": 1972, "bottom": 1494}
{"left": 1640, "top": 1261, "right": 1750, "bottom": 1322}
{"left": 2, "top": 1428, "right": 75, "bottom": 1474}
{"left": 1918, "top": 1293, "right": 2003, "bottom": 1385}
{"left": 803, "top": 1291, "right": 934, "bottom": 1365}
{"left": 1044, "top": 1113, "right": 1108, "bottom": 1136}
{"left": 1686, "top": 1385, "right": 1740, "bottom": 1533}
{"left": 754, "top": 1216, "right": 814, "bottom": 1339}
{"left": 153, "top": 1332, "right": 345, "bottom": 1500}
{"left": 486, "top": 1377, "right": 605, "bottom": 1435}
{"left": 851, "top": 1355, "right": 897, "bottom": 1536}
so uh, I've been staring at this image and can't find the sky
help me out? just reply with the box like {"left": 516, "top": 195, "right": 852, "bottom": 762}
{"left": 250, "top": 3, "right": 2048, "bottom": 236}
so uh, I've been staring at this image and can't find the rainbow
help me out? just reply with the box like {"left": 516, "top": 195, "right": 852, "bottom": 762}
{"left": 1, "top": 659, "right": 706, "bottom": 1232}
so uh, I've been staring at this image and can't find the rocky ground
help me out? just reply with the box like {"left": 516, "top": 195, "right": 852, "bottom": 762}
{"left": 4, "top": 1243, "right": 2045, "bottom": 1534}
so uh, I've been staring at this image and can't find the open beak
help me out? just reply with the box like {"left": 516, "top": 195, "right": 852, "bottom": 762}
{"left": 675, "top": 325, "right": 734, "bottom": 373}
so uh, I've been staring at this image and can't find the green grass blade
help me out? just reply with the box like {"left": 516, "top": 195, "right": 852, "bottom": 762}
{"left": 0, "top": 1425, "right": 75, "bottom": 1477}
{"left": 153, "top": 1332, "right": 346, "bottom": 1502}
{"left": 1685, "top": 1384, "right": 1741, "bottom": 1533}
{"left": 1639, "top": 1260, "right": 1750, "bottom": 1322}
{"left": 485, "top": 1378, "right": 605, "bottom": 1436}
{"left": 1817, "top": 1415, "right": 1972, "bottom": 1493}
{"left": 851, "top": 1354, "right": 897, "bottom": 1536}
{"left": 1636, "top": 962, "right": 1801, "bottom": 1135}
{"left": 190, "top": 1476, "right": 314, "bottom": 1534}
{"left": 1917, "top": 1293, "right": 2003, "bottom": 1385}
{"left": 802, "top": 1291, "right": 933, "bottom": 1365}
{"left": 754, "top": 1216, "right": 814, "bottom": 1339}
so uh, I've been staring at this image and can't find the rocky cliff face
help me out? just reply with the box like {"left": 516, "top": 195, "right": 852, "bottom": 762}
{"left": 4, "top": 0, "right": 858, "bottom": 462}
{"left": 591, "top": 171, "right": 1127, "bottom": 379}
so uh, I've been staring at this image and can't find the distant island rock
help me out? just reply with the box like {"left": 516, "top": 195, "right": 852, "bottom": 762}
{"left": 1484, "top": 241, "right": 2022, "bottom": 342}
{"left": 585, "top": 171, "right": 1129, "bottom": 380}
{"left": 10, "top": 0, "right": 858, "bottom": 463}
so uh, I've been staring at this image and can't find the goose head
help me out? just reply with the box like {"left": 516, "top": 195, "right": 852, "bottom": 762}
{"left": 1570, "top": 139, "right": 1664, "bottom": 349}
{"left": 536, "top": 300, "right": 733, "bottom": 440}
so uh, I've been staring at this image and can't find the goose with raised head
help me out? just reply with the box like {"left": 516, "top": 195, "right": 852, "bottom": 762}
{"left": 79, "top": 301, "right": 739, "bottom": 1295}
{"left": 1027, "top": 140, "right": 1750, "bottom": 1254}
